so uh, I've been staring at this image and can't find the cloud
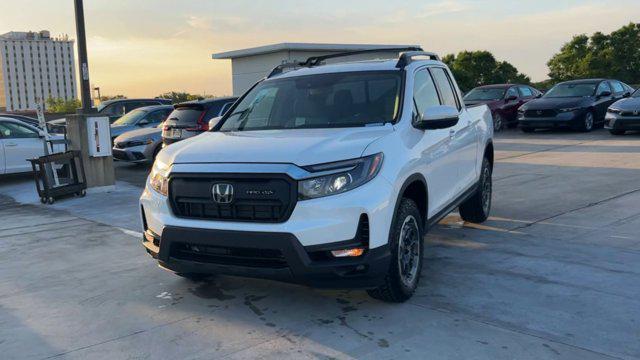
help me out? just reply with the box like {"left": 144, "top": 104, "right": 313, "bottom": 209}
{"left": 186, "top": 15, "right": 213, "bottom": 31}
{"left": 419, "top": 0, "right": 474, "bottom": 18}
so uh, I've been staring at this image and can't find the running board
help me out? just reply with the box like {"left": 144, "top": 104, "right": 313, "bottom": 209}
{"left": 426, "top": 183, "right": 478, "bottom": 230}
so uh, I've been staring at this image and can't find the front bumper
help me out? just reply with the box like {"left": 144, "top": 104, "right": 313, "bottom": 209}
{"left": 605, "top": 114, "right": 640, "bottom": 130}
{"left": 142, "top": 226, "right": 390, "bottom": 289}
{"left": 112, "top": 144, "right": 151, "bottom": 162}
{"left": 518, "top": 111, "right": 584, "bottom": 128}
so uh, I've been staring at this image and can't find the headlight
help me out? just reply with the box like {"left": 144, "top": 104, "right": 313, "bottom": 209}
{"left": 298, "top": 153, "right": 383, "bottom": 200}
{"left": 607, "top": 108, "right": 621, "bottom": 114}
{"left": 126, "top": 139, "right": 154, "bottom": 147}
{"left": 558, "top": 107, "right": 581, "bottom": 113}
{"left": 149, "top": 161, "right": 169, "bottom": 196}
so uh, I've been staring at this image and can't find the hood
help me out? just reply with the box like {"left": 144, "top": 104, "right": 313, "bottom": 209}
{"left": 110, "top": 124, "right": 138, "bottom": 137}
{"left": 521, "top": 97, "right": 592, "bottom": 111}
{"left": 464, "top": 99, "right": 502, "bottom": 110}
{"left": 114, "top": 126, "right": 161, "bottom": 142}
{"left": 158, "top": 126, "right": 393, "bottom": 167}
{"left": 48, "top": 118, "right": 67, "bottom": 125}
{"left": 611, "top": 97, "right": 640, "bottom": 111}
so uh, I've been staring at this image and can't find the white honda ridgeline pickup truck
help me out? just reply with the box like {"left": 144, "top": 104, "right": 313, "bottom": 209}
{"left": 141, "top": 48, "right": 494, "bottom": 302}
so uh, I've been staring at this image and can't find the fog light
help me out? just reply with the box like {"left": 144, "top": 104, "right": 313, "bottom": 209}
{"left": 331, "top": 248, "right": 365, "bottom": 257}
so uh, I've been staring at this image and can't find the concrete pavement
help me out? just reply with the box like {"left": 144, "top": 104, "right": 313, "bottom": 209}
{"left": 1, "top": 128, "right": 639, "bottom": 359}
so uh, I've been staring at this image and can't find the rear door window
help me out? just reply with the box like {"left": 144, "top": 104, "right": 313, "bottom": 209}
{"left": 610, "top": 81, "right": 624, "bottom": 94}
{"left": 101, "top": 103, "right": 126, "bottom": 117}
{"left": 518, "top": 86, "right": 533, "bottom": 98}
{"left": 146, "top": 110, "right": 170, "bottom": 124}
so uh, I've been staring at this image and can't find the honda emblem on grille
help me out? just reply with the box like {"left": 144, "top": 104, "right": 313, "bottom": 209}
{"left": 212, "top": 183, "right": 234, "bottom": 204}
{"left": 537, "top": 110, "right": 543, "bottom": 115}
{"left": 635, "top": 110, "right": 639, "bottom": 116}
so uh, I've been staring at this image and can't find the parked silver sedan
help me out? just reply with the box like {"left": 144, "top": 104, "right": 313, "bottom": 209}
{"left": 112, "top": 123, "right": 163, "bottom": 163}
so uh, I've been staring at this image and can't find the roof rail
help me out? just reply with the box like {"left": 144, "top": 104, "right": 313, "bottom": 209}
{"left": 301, "top": 46, "right": 423, "bottom": 67}
{"left": 266, "top": 46, "right": 424, "bottom": 79}
{"left": 267, "top": 61, "right": 303, "bottom": 78}
{"left": 396, "top": 51, "right": 441, "bottom": 68}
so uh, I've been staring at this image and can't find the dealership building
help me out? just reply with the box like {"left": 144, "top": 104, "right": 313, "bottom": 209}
{"left": 212, "top": 43, "right": 418, "bottom": 96}
{"left": 0, "top": 30, "right": 77, "bottom": 111}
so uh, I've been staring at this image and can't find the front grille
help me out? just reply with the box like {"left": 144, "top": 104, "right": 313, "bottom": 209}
{"left": 621, "top": 111, "right": 640, "bottom": 117}
{"left": 170, "top": 242, "right": 288, "bottom": 268}
{"left": 525, "top": 109, "right": 557, "bottom": 118}
{"left": 169, "top": 174, "right": 296, "bottom": 223}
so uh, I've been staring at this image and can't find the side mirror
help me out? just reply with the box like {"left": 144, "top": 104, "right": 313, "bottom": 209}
{"left": 138, "top": 119, "right": 149, "bottom": 126}
{"left": 505, "top": 95, "right": 518, "bottom": 102}
{"left": 38, "top": 130, "right": 46, "bottom": 138}
{"left": 597, "top": 90, "right": 612, "bottom": 98}
{"left": 414, "top": 105, "right": 459, "bottom": 130}
{"left": 208, "top": 116, "right": 222, "bottom": 130}
{"left": 623, "top": 92, "right": 631, "bottom": 98}
{"left": 536, "top": 93, "right": 543, "bottom": 98}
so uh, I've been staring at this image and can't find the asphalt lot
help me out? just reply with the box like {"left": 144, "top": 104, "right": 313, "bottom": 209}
{"left": 1, "top": 128, "right": 640, "bottom": 359}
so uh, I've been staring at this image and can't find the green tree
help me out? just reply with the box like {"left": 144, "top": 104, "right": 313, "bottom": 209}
{"left": 443, "top": 51, "right": 531, "bottom": 92}
{"left": 45, "top": 97, "right": 81, "bottom": 113}
{"left": 157, "top": 91, "right": 214, "bottom": 104}
{"left": 547, "top": 23, "right": 640, "bottom": 84}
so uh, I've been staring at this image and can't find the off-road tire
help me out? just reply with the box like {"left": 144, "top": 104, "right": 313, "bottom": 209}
{"left": 367, "top": 198, "right": 424, "bottom": 303}
{"left": 459, "top": 157, "right": 492, "bottom": 223}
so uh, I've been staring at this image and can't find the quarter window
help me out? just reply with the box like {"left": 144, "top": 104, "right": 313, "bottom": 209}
{"left": 430, "top": 68, "right": 460, "bottom": 110}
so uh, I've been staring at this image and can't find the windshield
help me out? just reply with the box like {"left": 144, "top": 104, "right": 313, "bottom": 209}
{"left": 218, "top": 71, "right": 401, "bottom": 132}
{"left": 113, "top": 109, "right": 146, "bottom": 126}
{"left": 464, "top": 88, "right": 506, "bottom": 101}
{"left": 544, "top": 83, "right": 596, "bottom": 98}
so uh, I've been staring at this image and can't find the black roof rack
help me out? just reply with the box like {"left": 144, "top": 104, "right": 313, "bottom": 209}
{"left": 395, "top": 51, "right": 441, "bottom": 68}
{"left": 266, "top": 46, "right": 442, "bottom": 79}
{"left": 301, "top": 47, "right": 423, "bottom": 67}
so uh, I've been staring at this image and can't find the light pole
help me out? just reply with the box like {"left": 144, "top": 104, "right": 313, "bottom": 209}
{"left": 74, "top": 0, "right": 94, "bottom": 113}
{"left": 66, "top": 0, "right": 115, "bottom": 189}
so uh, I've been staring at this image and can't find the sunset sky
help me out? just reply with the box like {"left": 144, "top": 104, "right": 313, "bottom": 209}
{"left": 1, "top": 0, "right": 638, "bottom": 98}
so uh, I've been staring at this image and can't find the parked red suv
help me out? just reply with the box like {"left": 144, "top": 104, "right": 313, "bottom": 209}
{"left": 463, "top": 84, "right": 541, "bottom": 131}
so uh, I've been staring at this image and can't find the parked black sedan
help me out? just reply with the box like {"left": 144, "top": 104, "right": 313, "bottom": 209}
{"left": 605, "top": 88, "right": 640, "bottom": 135}
{"left": 517, "top": 79, "right": 633, "bottom": 132}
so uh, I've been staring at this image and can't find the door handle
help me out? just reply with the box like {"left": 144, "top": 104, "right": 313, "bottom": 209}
{"left": 5, "top": 142, "right": 17, "bottom": 147}
{"left": 449, "top": 129, "right": 456, "bottom": 139}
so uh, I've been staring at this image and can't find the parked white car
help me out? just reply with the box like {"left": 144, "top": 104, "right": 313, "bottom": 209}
{"left": 0, "top": 117, "right": 64, "bottom": 174}
{"left": 140, "top": 49, "right": 494, "bottom": 302}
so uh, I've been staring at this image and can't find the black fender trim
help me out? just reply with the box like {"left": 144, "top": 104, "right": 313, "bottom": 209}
{"left": 392, "top": 173, "right": 429, "bottom": 229}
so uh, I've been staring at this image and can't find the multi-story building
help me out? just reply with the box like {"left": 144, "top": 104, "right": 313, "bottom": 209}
{"left": 0, "top": 30, "right": 77, "bottom": 111}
